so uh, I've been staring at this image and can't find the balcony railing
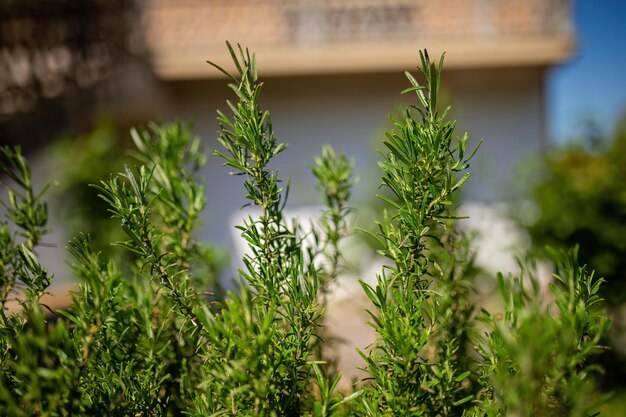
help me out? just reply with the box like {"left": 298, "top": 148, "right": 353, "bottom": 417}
{"left": 144, "top": 0, "right": 572, "bottom": 49}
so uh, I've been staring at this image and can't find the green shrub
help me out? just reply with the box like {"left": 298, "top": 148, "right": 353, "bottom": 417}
{"left": 0, "top": 43, "right": 611, "bottom": 416}
{"left": 525, "top": 126, "right": 626, "bottom": 305}
{"left": 47, "top": 118, "right": 131, "bottom": 256}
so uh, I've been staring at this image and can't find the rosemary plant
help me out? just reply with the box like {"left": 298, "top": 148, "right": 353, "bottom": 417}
{"left": 312, "top": 145, "right": 354, "bottom": 296}
{"left": 191, "top": 43, "right": 325, "bottom": 415}
{"left": 357, "top": 51, "right": 478, "bottom": 416}
{"left": 0, "top": 43, "right": 612, "bottom": 417}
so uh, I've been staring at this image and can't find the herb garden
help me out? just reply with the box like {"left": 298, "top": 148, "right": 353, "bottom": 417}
{"left": 0, "top": 44, "right": 610, "bottom": 416}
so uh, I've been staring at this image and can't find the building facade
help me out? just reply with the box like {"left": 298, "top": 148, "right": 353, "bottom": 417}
{"left": 136, "top": 0, "right": 574, "bottom": 244}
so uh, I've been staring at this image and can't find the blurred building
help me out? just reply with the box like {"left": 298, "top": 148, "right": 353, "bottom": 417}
{"left": 136, "top": 0, "right": 574, "bottom": 243}
{"left": 1, "top": 0, "right": 575, "bottom": 282}
{"left": 0, "top": 0, "right": 143, "bottom": 148}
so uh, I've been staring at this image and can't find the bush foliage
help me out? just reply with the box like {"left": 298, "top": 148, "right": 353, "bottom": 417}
{"left": 0, "top": 44, "right": 611, "bottom": 416}
{"left": 527, "top": 126, "right": 626, "bottom": 305}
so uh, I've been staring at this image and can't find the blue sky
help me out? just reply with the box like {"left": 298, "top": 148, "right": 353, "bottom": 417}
{"left": 548, "top": 0, "right": 626, "bottom": 143}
